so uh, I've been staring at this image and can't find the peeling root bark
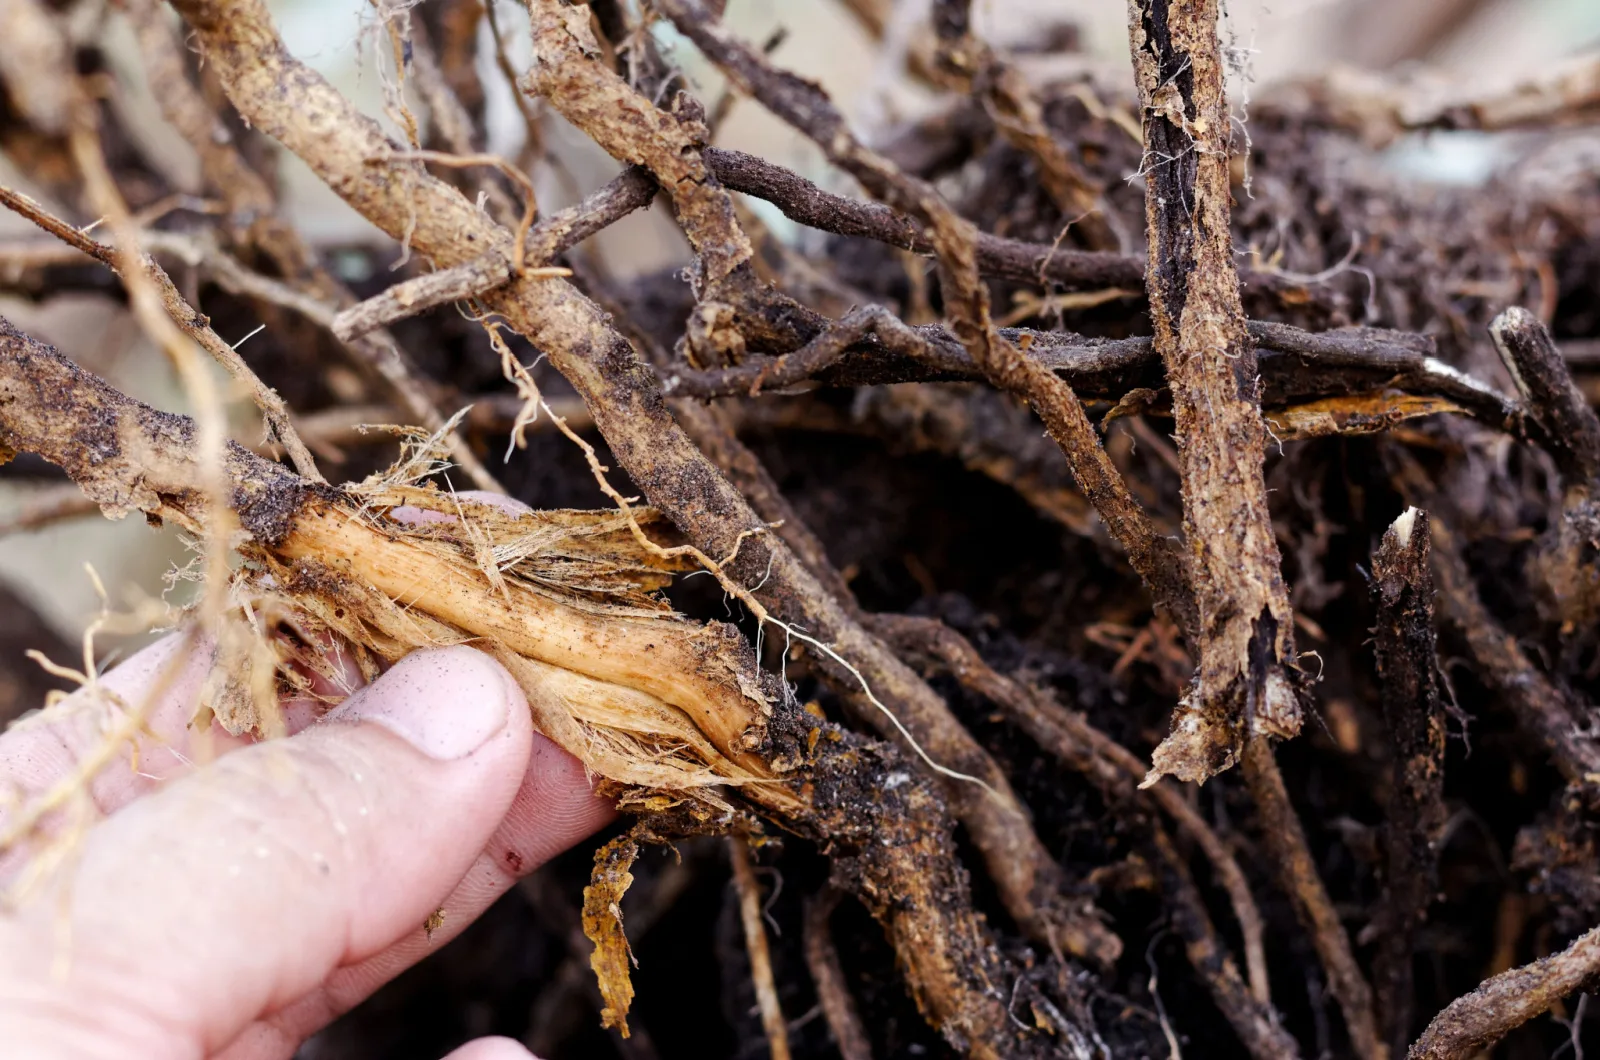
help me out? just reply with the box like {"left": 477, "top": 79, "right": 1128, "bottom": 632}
{"left": 583, "top": 835, "right": 640, "bottom": 1036}
{"left": 1370, "top": 508, "right": 1447, "bottom": 1056}
{"left": 1124, "top": 6, "right": 1380, "bottom": 1053}
{"left": 1126, "top": 0, "right": 1301, "bottom": 784}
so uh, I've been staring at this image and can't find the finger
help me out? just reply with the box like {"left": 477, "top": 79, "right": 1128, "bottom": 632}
{"left": 390, "top": 489, "right": 532, "bottom": 526}
{"left": 0, "top": 645, "right": 534, "bottom": 1060}
{"left": 0, "top": 628, "right": 353, "bottom": 876}
{"left": 0, "top": 635, "right": 247, "bottom": 871}
{"left": 215, "top": 726, "right": 614, "bottom": 1060}
{"left": 440, "top": 1037, "right": 539, "bottom": 1060}
{"left": 441, "top": 1043, "right": 534, "bottom": 1056}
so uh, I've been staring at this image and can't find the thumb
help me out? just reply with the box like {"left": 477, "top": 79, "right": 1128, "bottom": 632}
{"left": 0, "top": 645, "right": 534, "bottom": 1060}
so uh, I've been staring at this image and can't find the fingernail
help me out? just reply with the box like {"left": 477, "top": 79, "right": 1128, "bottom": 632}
{"left": 326, "top": 647, "right": 512, "bottom": 760}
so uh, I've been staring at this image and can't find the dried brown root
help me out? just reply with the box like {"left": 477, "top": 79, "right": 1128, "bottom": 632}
{"left": 0, "top": 182, "right": 321, "bottom": 484}
{"left": 518, "top": 0, "right": 822, "bottom": 369}
{"left": 873, "top": 612, "right": 1271, "bottom": 1008}
{"left": 1491, "top": 309, "right": 1600, "bottom": 488}
{"left": 330, "top": 254, "right": 569, "bottom": 344}
{"left": 522, "top": 0, "right": 750, "bottom": 289}
{"left": 729, "top": 837, "right": 791, "bottom": 1060}
{"left": 803, "top": 887, "right": 874, "bottom": 1060}
{"left": 1409, "top": 924, "right": 1600, "bottom": 1059}
{"left": 662, "top": 305, "right": 937, "bottom": 400}
{"left": 519, "top": 0, "right": 1119, "bottom": 964}
{"left": 1388, "top": 445, "right": 1600, "bottom": 791}
{"left": 1126, "top": 0, "right": 1301, "bottom": 786}
{"left": 1120, "top": 10, "right": 1382, "bottom": 1049}
{"left": 669, "top": 315, "right": 1520, "bottom": 439}
{"left": 702, "top": 146, "right": 1141, "bottom": 291}
{"left": 930, "top": 0, "right": 1116, "bottom": 251}
{"left": 1264, "top": 392, "right": 1468, "bottom": 441}
{"left": 522, "top": 845, "right": 684, "bottom": 1058}
{"left": 1491, "top": 308, "right": 1600, "bottom": 633}
{"left": 119, "top": 0, "right": 503, "bottom": 492}
{"left": 1146, "top": 826, "right": 1302, "bottom": 1060}
{"left": 1242, "top": 737, "right": 1382, "bottom": 1059}
{"left": 658, "top": 0, "right": 1194, "bottom": 641}
{"left": 1365, "top": 507, "right": 1449, "bottom": 1054}
{"left": 690, "top": 107, "right": 1318, "bottom": 307}
{"left": 583, "top": 834, "right": 640, "bottom": 1036}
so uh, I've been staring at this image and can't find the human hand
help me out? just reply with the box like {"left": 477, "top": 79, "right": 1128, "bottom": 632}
{"left": 0, "top": 630, "right": 615, "bottom": 1060}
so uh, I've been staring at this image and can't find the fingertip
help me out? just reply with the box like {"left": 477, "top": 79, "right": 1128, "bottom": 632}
{"left": 456, "top": 491, "right": 533, "bottom": 516}
{"left": 389, "top": 492, "right": 532, "bottom": 527}
{"left": 0, "top": 631, "right": 234, "bottom": 828}
{"left": 440, "top": 1037, "right": 538, "bottom": 1060}
{"left": 327, "top": 644, "right": 530, "bottom": 763}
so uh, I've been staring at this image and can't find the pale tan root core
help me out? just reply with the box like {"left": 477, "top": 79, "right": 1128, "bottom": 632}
{"left": 263, "top": 494, "right": 790, "bottom": 802}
